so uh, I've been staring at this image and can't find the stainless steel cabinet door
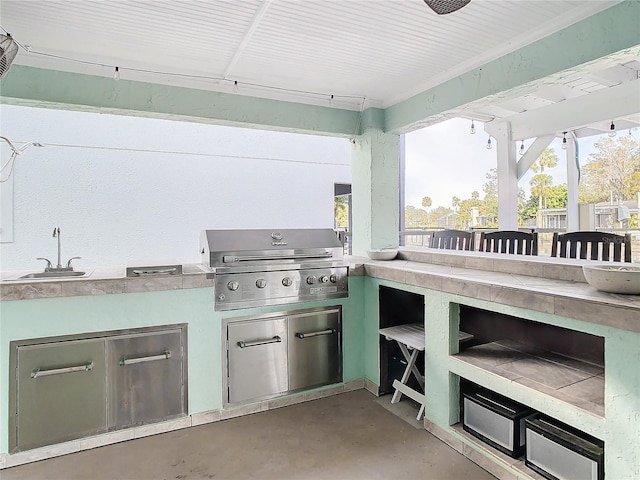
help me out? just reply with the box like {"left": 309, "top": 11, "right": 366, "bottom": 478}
{"left": 106, "top": 329, "right": 185, "bottom": 430}
{"left": 288, "top": 308, "right": 341, "bottom": 391}
{"left": 227, "top": 317, "right": 288, "bottom": 404}
{"left": 15, "top": 339, "right": 106, "bottom": 451}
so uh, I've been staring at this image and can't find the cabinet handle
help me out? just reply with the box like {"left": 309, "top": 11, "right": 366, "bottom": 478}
{"left": 237, "top": 336, "right": 282, "bottom": 348}
{"left": 119, "top": 351, "right": 171, "bottom": 366}
{"left": 31, "top": 361, "right": 94, "bottom": 378}
{"left": 295, "top": 329, "right": 336, "bottom": 339}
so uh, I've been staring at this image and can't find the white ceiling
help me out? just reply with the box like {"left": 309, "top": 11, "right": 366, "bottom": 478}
{"left": 0, "top": 0, "right": 638, "bottom": 136}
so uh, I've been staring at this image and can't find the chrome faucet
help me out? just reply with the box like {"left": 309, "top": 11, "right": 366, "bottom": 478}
{"left": 36, "top": 227, "right": 81, "bottom": 272}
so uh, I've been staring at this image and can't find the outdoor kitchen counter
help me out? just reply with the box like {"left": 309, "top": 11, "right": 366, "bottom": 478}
{"left": 2, "top": 251, "right": 639, "bottom": 333}
{"left": 0, "top": 263, "right": 214, "bottom": 301}
{"left": 353, "top": 247, "right": 640, "bottom": 333}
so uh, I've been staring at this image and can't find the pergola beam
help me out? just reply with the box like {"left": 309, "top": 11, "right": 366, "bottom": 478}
{"left": 516, "top": 135, "right": 555, "bottom": 180}
{"left": 485, "top": 79, "right": 640, "bottom": 141}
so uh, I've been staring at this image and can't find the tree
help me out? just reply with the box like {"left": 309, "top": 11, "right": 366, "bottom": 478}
{"left": 451, "top": 196, "right": 460, "bottom": 211}
{"left": 421, "top": 196, "right": 432, "bottom": 209}
{"left": 521, "top": 183, "right": 568, "bottom": 224}
{"left": 455, "top": 193, "right": 484, "bottom": 229}
{"left": 334, "top": 196, "right": 349, "bottom": 228}
{"left": 545, "top": 184, "right": 568, "bottom": 208}
{"left": 530, "top": 173, "right": 554, "bottom": 208}
{"left": 578, "top": 136, "right": 640, "bottom": 203}
{"left": 482, "top": 169, "right": 499, "bottom": 227}
{"left": 428, "top": 206, "right": 454, "bottom": 226}
{"left": 529, "top": 148, "right": 559, "bottom": 208}
{"left": 404, "top": 205, "right": 429, "bottom": 228}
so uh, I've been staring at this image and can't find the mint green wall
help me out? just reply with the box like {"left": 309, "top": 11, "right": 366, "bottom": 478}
{"left": 351, "top": 129, "right": 400, "bottom": 256}
{"left": 0, "top": 277, "right": 364, "bottom": 454}
{"left": 0, "top": 66, "right": 360, "bottom": 138}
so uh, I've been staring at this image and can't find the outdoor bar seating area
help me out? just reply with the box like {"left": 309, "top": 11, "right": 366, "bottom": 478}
{"left": 402, "top": 229, "right": 637, "bottom": 261}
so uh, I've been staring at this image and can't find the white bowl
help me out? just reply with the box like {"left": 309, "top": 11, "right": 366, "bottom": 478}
{"left": 582, "top": 264, "right": 640, "bottom": 295}
{"left": 366, "top": 248, "right": 398, "bottom": 261}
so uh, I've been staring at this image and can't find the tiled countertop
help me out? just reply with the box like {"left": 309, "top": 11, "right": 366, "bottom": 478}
{"left": 0, "top": 263, "right": 214, "bottom": 301}
{"left": 356, "top": 248, "right": 640, "bottom": 333}
{"left": 453, "top": 340, "right": 604, "bottom": 417}
{"left": 2, "top": 249, "right": 639, "bottom": 332}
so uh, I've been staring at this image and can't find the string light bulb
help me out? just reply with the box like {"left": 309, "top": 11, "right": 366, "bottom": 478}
{"left": 486, "top": 136, "right": 492, "bottom": 150}
{"left": 519, "top": 141, "right": 525, "bottom": 155}
{"left": 562, "top": 132, "right": 567, "bottom": 150}
{"left": 233, "top": 80, "right": 239, "bottom": 93}
{"left": 609, "top": 121, "right": 616, "bottom": 137}
{"left": 470, "top": 120, "right": 476, "bottom": 135}
{"left": 113, "top": 66, "right": 120, "bottom": 81}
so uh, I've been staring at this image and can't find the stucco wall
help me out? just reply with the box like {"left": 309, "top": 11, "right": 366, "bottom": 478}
{"left": 0, "top": 105, "right": 351, "bottom": 270}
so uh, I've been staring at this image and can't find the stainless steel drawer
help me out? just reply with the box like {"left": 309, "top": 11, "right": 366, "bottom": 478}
{"left": 227, "top": 317, "right": 288, "bottom": 404}
{"left": 15, "top": 339, "right": 107, "bottom": 451}
{"left": 106, "top": 329, "right": 185, "bottom": 430}
{"left": 288, "top": 308, "right": 341, "bottom": 391}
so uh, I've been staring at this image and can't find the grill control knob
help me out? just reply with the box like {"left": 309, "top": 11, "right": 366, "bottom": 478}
{"left": 329, "top": 274, "right": 338, "bottom": 283}
{"left": 256, "top": 278, "right": 267, "bottom": 289}
{"left": 319, "top": 275, "right": 329, "bottom": 283}
{"left": 306, "top": 276, "right": 316, "bottom": 285}
{"left": 227, "top": 281, "right": 240, "bottom": 291}
{"left": 282, "top": 277, "right": 293, "bottom": 287}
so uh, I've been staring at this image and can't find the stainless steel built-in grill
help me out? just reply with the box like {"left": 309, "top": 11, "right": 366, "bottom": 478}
{"left": 200, "top": 228, "right": 349, "bottom": 311}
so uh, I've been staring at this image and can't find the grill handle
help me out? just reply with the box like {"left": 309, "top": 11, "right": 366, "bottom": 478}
{"left": 223, "top": 252, "right": 332, "bottom": 263}
{"left": 295, "top": 328, "right": 336, "bottom": 339}
{"left": 238, "top": 336, "right": 282, "bottom": 348}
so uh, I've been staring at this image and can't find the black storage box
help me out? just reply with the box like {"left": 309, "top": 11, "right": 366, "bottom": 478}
{"left": 462, "top": 388, "right": 536, "bottom": 458}
{"left": 525, "top": 416, "right": 604, "bottom": 480}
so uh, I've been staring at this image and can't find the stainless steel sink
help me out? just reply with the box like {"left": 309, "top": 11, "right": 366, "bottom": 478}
{"left": 19, "top": 271, "right": 87, "bottom": 279}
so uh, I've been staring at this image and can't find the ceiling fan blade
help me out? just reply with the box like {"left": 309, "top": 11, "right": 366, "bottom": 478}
{"left": 0, "top": 34, "right": 19, "bottom": 79}
{"left": 424, "top": 0, "right": 471, "bottom": 15}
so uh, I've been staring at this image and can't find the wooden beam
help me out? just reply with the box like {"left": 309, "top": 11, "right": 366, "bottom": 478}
{"left": 516, "top": 135, "right": 555, "bottom": 180}
{"left": 486, "top": 79, "right": 640, "bottom": 141}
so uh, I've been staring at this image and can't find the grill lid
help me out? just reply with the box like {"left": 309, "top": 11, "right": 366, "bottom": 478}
{"left": 200, "top": 228, "right": 344, "bottom": 272}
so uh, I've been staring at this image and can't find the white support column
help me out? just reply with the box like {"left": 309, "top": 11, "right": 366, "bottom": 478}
{"left": 566, "top": 133, "right": 579, "bottom": 231}
{"left": 492, "top": 122, "right": 519, "bottom": 229}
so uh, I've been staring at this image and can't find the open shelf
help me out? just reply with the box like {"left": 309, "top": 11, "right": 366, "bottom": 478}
{"left": 451, "top": 339, "right": 604, "bottom": 417}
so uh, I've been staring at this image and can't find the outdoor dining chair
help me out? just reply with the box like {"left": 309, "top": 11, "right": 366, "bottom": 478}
{"left": 429, "top": 229, "right": 474, "bottom": 251}
{"left": 550, "top": 231, "right": 632, "bottom": 262}
{"left": 478, "top": 230, "right": 538, "bottom": 255}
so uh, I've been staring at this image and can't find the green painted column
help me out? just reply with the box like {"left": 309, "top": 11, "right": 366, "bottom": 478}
{"left": 351, "top": 108, "right": 400, "bottom": 256}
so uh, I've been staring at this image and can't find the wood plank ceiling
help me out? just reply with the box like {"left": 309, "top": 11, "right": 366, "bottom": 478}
{"left": 1, "top": 0, "right": 637, "bottom": 135}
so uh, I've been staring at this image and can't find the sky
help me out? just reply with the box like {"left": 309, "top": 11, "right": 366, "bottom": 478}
{"left": 402, "top": 117, "right": 632, "bottom": 210}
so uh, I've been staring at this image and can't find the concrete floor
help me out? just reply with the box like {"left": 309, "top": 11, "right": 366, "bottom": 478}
{"left": 2, "top": 390, "right": 496, "bottom": 480}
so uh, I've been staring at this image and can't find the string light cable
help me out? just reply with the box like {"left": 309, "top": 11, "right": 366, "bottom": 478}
{"left": 0, "top": 136, "right": 44, "bottom": 183}
{"left": 351, "top": 97, "right": 367, "bottom": 144}
{"left": 1, "top": 27, "right": 366, "bottom": 107}
{"left": 1, "top": 141, "right": 351, "bottom": 167}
